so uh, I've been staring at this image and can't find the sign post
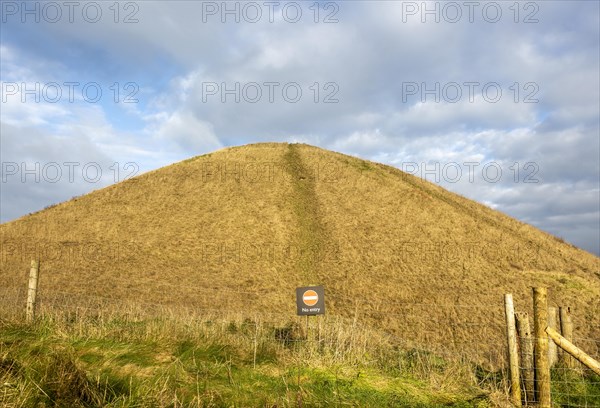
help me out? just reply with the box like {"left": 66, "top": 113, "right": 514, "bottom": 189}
{"left": 296, "top": 285, "right": 325, "bottom": 348}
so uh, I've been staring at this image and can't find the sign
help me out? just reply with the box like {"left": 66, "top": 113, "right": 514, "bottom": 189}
{"left": 296, "top": 285, "right": 325, "bottom": 316}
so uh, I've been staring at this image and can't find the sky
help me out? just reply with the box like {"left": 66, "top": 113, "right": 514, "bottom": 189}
{"left": 1, "top": 0, "right": 599, "bottom": 256}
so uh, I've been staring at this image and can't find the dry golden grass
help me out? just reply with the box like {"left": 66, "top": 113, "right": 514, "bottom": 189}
{"left": 1, "top": 142, "right": 599, "bottom": 366}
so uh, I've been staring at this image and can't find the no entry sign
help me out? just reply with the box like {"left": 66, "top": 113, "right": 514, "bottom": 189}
{"left": 296, "top": 285, "right": 325, "bottom": 316}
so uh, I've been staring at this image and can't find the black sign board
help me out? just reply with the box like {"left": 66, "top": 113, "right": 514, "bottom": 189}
{"left": 296, "top": 285, "right": 325, "bottom": 316}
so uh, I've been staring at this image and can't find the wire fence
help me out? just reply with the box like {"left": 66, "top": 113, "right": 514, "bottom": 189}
{"left": 1, "top": 285, "right": 598, "bottom": 406}
{"left": 0, "top": 287, "right": 507, "bottom": 360}
{"left": 513, "top": 337, "right": 600, "bottom": 407}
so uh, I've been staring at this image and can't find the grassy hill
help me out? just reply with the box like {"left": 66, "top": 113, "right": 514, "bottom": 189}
{"left": 1, "top": 142, "right": 599, "bottom": 367}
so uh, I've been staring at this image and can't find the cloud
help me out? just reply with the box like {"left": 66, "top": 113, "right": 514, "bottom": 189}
{"left": 1, "top": 1, "right": 598, "bottom": 255}
{"left": 153, "top": 110, "right": 222, "bottom": 153}
{"left": 0, "top": 121, "right": 113, "bottom": 221}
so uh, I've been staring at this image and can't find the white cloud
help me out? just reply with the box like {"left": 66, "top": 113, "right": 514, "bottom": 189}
{"left": 153, "top": 110, "right": 222, "bottom": 153}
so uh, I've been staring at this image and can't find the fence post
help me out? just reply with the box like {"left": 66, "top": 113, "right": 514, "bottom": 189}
{"left": 533, "top": 287, "right": 551, "bottom": 407}
{"left": 26, "top": 260, "right": 40, "bottom": 323}
{"left": 516, "top": 312, "right": 535, "bottom": 404}
{"left": 548, "top": 307, "right": 558, "bottom": 367}
{"left": 546, "top": 327, "right": 600, "bottom": 375}
{"left": 559, "top": 306, "right": 575, "bottom": 368}
{"left": 504, "top": 294, "right": 521, "bottom": 406}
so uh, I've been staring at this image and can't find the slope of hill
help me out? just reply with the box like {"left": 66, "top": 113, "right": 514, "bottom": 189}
{"left": 2, "top": 143, "right": 599, "bottom": 363}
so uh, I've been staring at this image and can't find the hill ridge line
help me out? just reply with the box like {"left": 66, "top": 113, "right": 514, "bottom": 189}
{"left": 371, "top": 161, "right": 591, "bottom": 269}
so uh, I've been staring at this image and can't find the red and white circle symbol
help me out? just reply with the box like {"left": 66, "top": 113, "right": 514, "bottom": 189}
{"left": 302, "top": 290, "right": 319, "bottom": 306}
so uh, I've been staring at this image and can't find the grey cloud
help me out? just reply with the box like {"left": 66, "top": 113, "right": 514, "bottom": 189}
{"left": 1, "top": 122, "right": 118, "bottom": 222}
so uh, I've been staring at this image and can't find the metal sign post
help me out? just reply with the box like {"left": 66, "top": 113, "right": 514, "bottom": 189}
{"left": 296, "top": 285, "right": 325, "bottom": 353}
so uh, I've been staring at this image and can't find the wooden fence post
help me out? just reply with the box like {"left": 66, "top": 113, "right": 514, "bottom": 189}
{"left": 533, "top": 287, "right": 551, "bottom": 408}
{"left": 504, "top": 294, "right": 521, "bottom": 406}
{"left": 559, "top": 307, "right": 575, "bottom": 368}
{"left": 546, "top": 327, "right": 600, "bottom": 375}
{"left": 548, "top": 307, "right": 558, "bottom": 367}
{"left": 26, "top": 260, "right": 40, "bottom": 323}
{"left": 516, "top": 312, "right": 535, "bottom": 404}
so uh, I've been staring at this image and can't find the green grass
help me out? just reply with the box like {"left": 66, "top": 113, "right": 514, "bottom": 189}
{"left": 551, "top": 367, "right": 600, "bottom": 407}
{"left": 3, "top": 312, "right": 598, "bottom": 407}
{"left": 0, "top": 314, "right": 505, "bottom": 407}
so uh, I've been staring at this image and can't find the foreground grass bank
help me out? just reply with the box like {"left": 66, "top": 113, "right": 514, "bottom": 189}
{"left": 2, "top": 311, "right": 597, "bottom": 407}
{"left": 0, "top": 311, "right": 504, "bottom": 408}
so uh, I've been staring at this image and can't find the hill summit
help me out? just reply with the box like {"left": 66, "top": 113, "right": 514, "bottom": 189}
{"left": 2, "top": 143, "right": 599, "bottom": 362}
